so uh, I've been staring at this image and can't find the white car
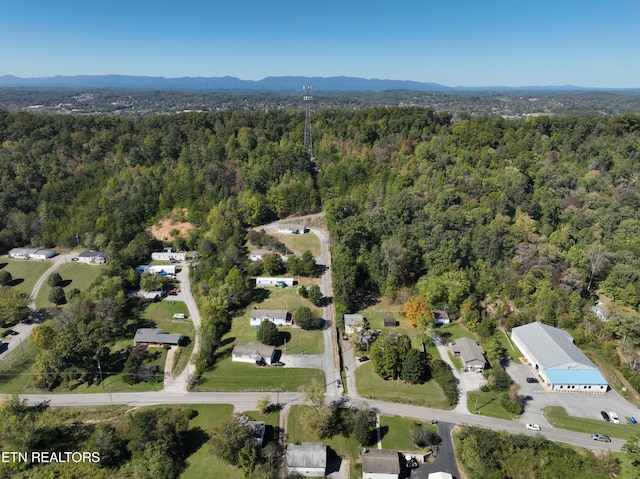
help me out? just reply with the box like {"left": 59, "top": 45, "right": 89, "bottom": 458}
{"left": 526, "top": 423, "right": 541, "bottom": 431}
{"left": 609, "top": 412, "right": 620, "bottom": 424}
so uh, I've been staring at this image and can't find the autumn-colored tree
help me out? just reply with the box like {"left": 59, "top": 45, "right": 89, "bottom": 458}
{"left": 403, "top": 295, "right": 432, "bottom": 329}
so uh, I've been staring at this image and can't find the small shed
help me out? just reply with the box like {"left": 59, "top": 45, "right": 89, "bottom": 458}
{"left": 433, "top": 310, "right": 450, "bottom": 325}
{"left": 383, "top": 317, "right": 397, "bottom": 328}
{"left": 287, "top": 442, "right": 327, "bottom": 477}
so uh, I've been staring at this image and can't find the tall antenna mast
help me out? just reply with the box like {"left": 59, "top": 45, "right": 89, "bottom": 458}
{"left": 303, "top": 85, "right": 313, "bottom": 159}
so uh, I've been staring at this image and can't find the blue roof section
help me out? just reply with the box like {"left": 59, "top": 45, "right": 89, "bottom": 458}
{"left": 545, "top": 368, "right": 608, "bottom": 385}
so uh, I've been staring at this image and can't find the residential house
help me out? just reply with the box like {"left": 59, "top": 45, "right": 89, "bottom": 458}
{"left": 9, "top": 248, "right": 55, "bottom": 260}
{"left": 287, "top": 442, "right": 327, "bottom": 477}
{"left": 250, "top": 308, "right": 290, "bottom": 327}
{"left": 151, "top": 248, "right": 187, "bottom": 262}
{"left": 255, "top": 277, "right": 294, "bottom": 287}
{"left": 433, "top": 310, "right": 450, "bottom": 325}
{"left": 451, "top": 337, "right": 486, "bottom": 372}
{"left": 278, "top": 223, "right": 308, "bottom": 234}
{"left": 361, "top": 449, "right": 402, "bottom": 479}
{"left": 136, "top": 265, "right": 177, "bottom": 276}
{"left": 231, "top": 342, "right": 276, "bottom": 365}
{"left": 134, "top": 328, "right": 185, "bottom": 346}
{"left": 511, "top": 322, "right": 608, "bottom": 393}
{"left": 78, "top": 251, "right": 107, "bottom": 264}
{"left": 344, "top": 314, "right": 364, "bottom": 334}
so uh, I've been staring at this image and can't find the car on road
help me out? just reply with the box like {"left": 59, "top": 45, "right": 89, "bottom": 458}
{"left": 358, "top": 356, "right": 369, "bottom": 363}
{"left": 526, "top": 377, "right": 538, "bottom": 383}
{"left": 609, "top": 411, "right": 620, "bottom": 424}
{"left": 592, "top": 434, "right": 611, "bottom": 442}
{"left": 601, "top": 411, "right": 610, "bottom": 422}
{"left": 526, "top": 423, "right": 541, "bottom": 431}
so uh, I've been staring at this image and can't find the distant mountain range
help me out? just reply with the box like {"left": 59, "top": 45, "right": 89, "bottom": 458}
{"left": 0, "top": 74, "right": 627, "bottom": 92}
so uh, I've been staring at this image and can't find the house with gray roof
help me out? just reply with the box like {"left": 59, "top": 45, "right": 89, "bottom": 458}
{"left": 511, "top": 322, "right": 608, "bottom": 393}
{"left": 344, "top": 314, "right": 364, "bottom": 334}
{"left": 231, "top": 342, "right": 276, "bottom": 365}
{"left": 278, "top": 223, "right": 308, "bottom": 234}
{"left": 451, "top": 337, "right": 486, "bottom": 372}
{"left": 250, "top": 308, "right": 290, "bottom": 327}
{"left": 134, "top": 328, "right": 185, "bottom": 346}
{"left": 361, "top": 449, "right": 402, "bottom": 479}
{"left": 78, "top": 251, "right": 107, "bottom": 264}
{"left": 286, "top": 442, "right": 327, "bottom": 477}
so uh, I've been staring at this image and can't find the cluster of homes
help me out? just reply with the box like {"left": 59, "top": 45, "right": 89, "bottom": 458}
{"left": 286, "top": 443, "right": 452, "bottom": 479}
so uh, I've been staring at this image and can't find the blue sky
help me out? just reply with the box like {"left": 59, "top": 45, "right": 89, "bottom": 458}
{"left": 1, "top": 0, "right": 638, "bottom": 87}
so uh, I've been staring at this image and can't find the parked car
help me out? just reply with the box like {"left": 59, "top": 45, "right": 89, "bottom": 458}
{"left": 272, "top": 361, "right": 285, "bottom": 367}
{"left": 526, "top": 377, "right": 538, "bottom": 383}
{"left": 592, "top": 434, "right": 611, "bottom": 442}
{"left": 609, "top": 411, "right": 620, "bottom": 424}
{"left": 358, "top": 356, "right": 369, "bottom": 363}
{"left": 173, "top": 313, "right": 186, "bottom": 319}
{"left": 526, "top": 423, "right": 541, "bottom": 431}
{"left": 601, "top": 411, "right": 610, "bottom": 422}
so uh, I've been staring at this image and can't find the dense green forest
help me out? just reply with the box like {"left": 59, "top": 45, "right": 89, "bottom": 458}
{"left": 2, "top": 107, "right": 640, "bottom": 389}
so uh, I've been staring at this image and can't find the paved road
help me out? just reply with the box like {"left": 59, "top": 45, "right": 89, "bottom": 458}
{"left": 1, "top": 253, "right": 73, "bottom": 360}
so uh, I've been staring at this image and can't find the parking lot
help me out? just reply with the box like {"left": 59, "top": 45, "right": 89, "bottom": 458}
{"left": 507, "top": 361, "right": 639, "bottom": 427}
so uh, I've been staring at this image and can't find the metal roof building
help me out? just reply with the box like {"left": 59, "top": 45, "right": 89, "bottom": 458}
{"left": 511, "top": 322, "right": 608, "bottom": 393}
{"left": 286, "top": 442, "right": 326, "bottom": 477}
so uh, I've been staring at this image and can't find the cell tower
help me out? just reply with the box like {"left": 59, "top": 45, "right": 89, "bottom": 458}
{"left": 303, "top": 85, "right": 313, "bottom": 158}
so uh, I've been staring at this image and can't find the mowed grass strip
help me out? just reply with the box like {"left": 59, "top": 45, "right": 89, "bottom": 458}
{"left": 1, "top": 258, "right": 54, "bottom": 295}
{"left": 544, "top": 405, "right": 637, "bottom": 440}
{"left": 195, "top": 354, "right": 324, "bottom": 391}
{"left": 35, "top": 262, "right": 105, "bottom": 308}
{"left": 355, "top": 362, "right": 451, "bottom": 409}
{"left": 271, "top": 231, "right": 320, "bottom": 257}
{"left": 380, "top": 415, "right": 437, "bottom": 451}
{"left": 0, "top": 340, "right": 38, "bottom": 393}
{"left": 465, "top": 389, "right": 519, "bottom": 421}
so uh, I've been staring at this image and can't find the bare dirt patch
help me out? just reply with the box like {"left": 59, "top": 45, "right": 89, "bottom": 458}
{"left": 149, "top": 208, "right": 195, "bottom": 241}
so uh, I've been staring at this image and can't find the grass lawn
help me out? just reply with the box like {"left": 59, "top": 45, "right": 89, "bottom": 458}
{"left": 35, "top": 262, "right": 105, "bottom": 309}
{"left": 355, "top": 362, "right": 451, "bottom": 409}
{"left": 252, "top": 286, "right": 323, "bottom": 322}
{"left": 466, "top": 389, "right": 519, "bottom": 420}
{"left": 357, "top": 298, "right": 404, "bottom": 331}
{"left": 492, "top": 329, "right": 523, "bottom": 364}
{"left": 380, "top": 415, "right": 437, "bottom": 451}
{"left": 1, "top": 258, "right": 54, "bottom": 295}
{"left": 194, "top": 352, "right": 324, "bottom": 392}
{"left": 435, "top": 322, "right": 477, "bottom": 343}
{"left": 448, "top": 351, "right": 463, "bottom": 370}
{"left": 544, "top": 406, "right": 638, "bottom": 440}
{"left": 0, "top": 339, "right": 38, "bottom": 393}
{"left": 287, "top": 404, "right": 362, "bottom": 479}
{"left": 271, "top": 232, "right": 320, "bottom": 257}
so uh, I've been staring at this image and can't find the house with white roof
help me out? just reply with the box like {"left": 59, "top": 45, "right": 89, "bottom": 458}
{"left": 511, "top": 322, "right": 608, "bottom": 393}
{"left": 249, "top": 309, "right": 290, "bottom": 327}
{"left": 286, "top": 442, "right": 327, "bottom": 477}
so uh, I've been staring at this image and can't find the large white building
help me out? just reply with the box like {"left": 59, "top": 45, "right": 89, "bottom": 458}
{"left": 511, "top": 322, "right": 608, "bottom": 393}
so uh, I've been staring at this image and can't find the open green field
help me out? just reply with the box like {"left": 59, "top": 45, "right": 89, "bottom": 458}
{"left": 355, "top": 362, "right": 451, "bottom": 409}
{"left": 194, "top": 352, "right": 324, "bottom": 392}
{"left": 271, "top": 231, "right": 320, "bottom": 257}
{"left": 466, "top": 389, "right": 520, "bottom": 421}
{"left": 287, "top": 405, "right": 362, "bottom": 479}
{"left": 544, "top": 406, "right": 638, "bottom": 440}
{"left": 35, "top": 262, "right": 105, "bottom": 308}
{"left": 380, "top": 415, "right": 437, "bottom": 451}
{"left": 0, "top": 339, "right": 38, "bottom": 393}
{"left": 0, "top": 257, "right": 54, "bottom": 295}
{"left": 357, "top": 298, "right": 404, "bottom": 331}
{"left": 144, "top": 301, "right": 195, "bottom": 375}
{"left": 252, "top": 286, "right": 323, "bottom": 321}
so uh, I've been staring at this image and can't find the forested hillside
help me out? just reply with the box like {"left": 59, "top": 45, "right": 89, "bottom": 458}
{"left": 2, "top": 108, "right": 640, "bottom": 388}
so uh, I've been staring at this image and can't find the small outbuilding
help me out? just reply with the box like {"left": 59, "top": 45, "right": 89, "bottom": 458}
{"left": 231, "top": 342, "right": 276, "bottom": 365}
{"left": 383, "top": 317, "right": 397, "bottom": 328}
{"left": 361, "top": 449, "right": 402, "bottom": 479}
{"left": 433, "top": 310, "right": 451, "bottom": 325}
{"left": 286, "top": 442, "right": 327, "bottom": 477}
{"left": 134, "top": 328, "right": 185, "bottom": 346}
{"left": 451, "top": 337, "right": 486, "bottom": 372}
